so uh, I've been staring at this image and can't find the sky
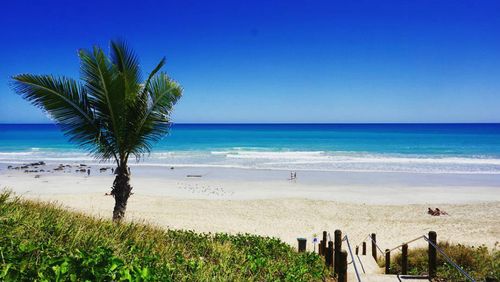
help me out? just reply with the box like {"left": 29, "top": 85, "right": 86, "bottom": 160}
{"left": 0, "top": 0, "right": 499, "bottom": 123}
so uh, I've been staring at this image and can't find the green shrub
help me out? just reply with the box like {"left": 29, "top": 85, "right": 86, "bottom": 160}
{"left": 385, "top": 241, "right": 499, "bottom": 281}
{"left": 0, "top": 191, "right": 328, "bottom": 281}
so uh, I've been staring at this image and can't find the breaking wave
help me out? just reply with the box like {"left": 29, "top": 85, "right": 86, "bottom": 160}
{"left": 1, "top": 148, "right": 500, "bottom": 174}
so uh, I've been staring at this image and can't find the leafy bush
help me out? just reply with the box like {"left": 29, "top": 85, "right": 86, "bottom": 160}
{"left": 385, "top": 241, "right": 499, "bottom": 281}
{"left": 0, "top": 191, "right": 328, "bottom": 281}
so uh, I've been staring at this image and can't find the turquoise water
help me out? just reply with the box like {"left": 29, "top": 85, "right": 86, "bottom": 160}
{"left": 1, "top": 123, "right": 500, "bottom": 174}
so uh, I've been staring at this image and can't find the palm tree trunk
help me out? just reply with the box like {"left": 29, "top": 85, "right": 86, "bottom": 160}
{"left": 111, "top": 165, "right": 132, "bottom": 221}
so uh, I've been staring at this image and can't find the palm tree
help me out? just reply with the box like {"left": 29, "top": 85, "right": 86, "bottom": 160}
{"left": 12, "top": 40, "right": 183, "bottom": 221}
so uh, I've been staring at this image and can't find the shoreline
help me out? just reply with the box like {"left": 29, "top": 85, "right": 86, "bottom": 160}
{"left": 1, "top": 162, "right": 499, "bottom": 203}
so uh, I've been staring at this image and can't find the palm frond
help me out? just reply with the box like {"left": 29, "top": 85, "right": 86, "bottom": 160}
{"left": 141, "top": 57, "right": 166, "bottom": 97}
{"left": 110, "top": 40, "right": 142, "bottom": 102}
{"left": 79, "top": 47, "right": 125, "bottom": 158}
{"left": 11, "top": 74, "right": 118, "bottom": 162}
{"left": 126, "top": 72, "right": 182, "bottom": 160}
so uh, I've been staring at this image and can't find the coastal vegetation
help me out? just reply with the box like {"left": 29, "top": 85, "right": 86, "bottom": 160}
{"left": 382, "top": 241, "right": 499, "bottom": 280}
{"left": 0, "top": 191, "right": 327, "bottom": 281}
{"left": 11, "top": 40, "right": 182, "bottom": 221}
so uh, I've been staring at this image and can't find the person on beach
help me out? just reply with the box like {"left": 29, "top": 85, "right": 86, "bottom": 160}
{"left": 427, "top": 207, "right": 449, "bottom": 216}
{"left": 436, "top": 208, "right": 449, "bottom": 215}
{"left": 428, "top": 208, "right": 438, "bottom": 216}
{"left": 87, "top": 169, "right": 90, "bottom": 176}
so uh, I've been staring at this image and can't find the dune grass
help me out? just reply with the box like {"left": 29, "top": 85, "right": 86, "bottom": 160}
{"left": 0, "top": 191, "right": 328, "bottom": 281}
{"left": 382, "top": 241, "right": 499, "bottom": 281}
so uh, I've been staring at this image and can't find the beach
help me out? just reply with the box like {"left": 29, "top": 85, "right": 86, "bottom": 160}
{"left": 1, "top": 163, "right": 499, "bottom": 250}
{"left": 3, "top": 3, "right": 500, "bottom": 279}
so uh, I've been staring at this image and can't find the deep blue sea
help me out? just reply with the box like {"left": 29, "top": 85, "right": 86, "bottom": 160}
{"left": 1, "top": 123, "right": 500, "bottom": 174}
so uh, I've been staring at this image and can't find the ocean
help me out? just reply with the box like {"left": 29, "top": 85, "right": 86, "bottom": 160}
{"left": 1, "top": 123, "right": 500, "bottom": 174}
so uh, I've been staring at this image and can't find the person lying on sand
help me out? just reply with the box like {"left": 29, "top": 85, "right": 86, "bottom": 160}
{"left": 427, "top": 207, "right": 449, "bottom": 216}
{"left": 435, "top": 208, "right": 449, "bottom": 215}
{"left": 428, "top": 208, "right": 438, "bottom": 216}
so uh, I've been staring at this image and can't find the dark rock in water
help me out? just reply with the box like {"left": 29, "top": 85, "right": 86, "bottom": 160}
{"left": 80, "top": 164, "right": 87, "bottom": 167}
{"left": 24, "top": 170, "right": 28, "bottom": 173}
{"left": 99, "top": 168, "right": 107, "bottom": 172}
{"left": 34, "top": 175, "right": 40, "bottom": 178}
{"left": 7, "top": 165, "right": 12, "bottom": 169}
{"left": 21, "top": 165, "right": 28, "bottom": 169}
{"left": 170, "top": 167, "right": 174, "bottom": 170}
{"left": 40, "top": 169, "right": 45, "bottom": 172}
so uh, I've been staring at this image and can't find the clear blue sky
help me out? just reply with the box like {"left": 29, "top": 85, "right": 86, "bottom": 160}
{"left": 1, "top": 0, "right": 499, "bottom": 123}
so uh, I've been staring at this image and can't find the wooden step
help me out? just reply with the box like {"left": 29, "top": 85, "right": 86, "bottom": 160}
{"left": 348, "top": 273, "right": 399, "bottom": 281}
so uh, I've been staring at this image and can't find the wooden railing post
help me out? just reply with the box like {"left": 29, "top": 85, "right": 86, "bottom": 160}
{"left": 362, "top": 242, "right": 366, "bottom": 255}
{"left": 428, "top": 231, "right": 437, "bottom": 278}
{"left": 321, "top": 231, "right": 327, "bottom": 256}
{"left": 334, "top": 229, "right": 342, "bottom": 274}
{"left": 338, "top": 250, "right": 348, "bottom": 282}
{"left": 402, "top": 244, "right": 408, "bottom": 275}
{"left": 355, "top": 246, "right": 359, "bottom": 255}
{"left": 319, "top": 240, "right": 323, "bottom": 255}
{"left": 385, "top": 249, "right": 390, "bottom": 274}
{"left": 326, "top": 241, "right": 334, "bottom": 267}
{"left": 297, "top": 238, "right": 306, "bottom": 252}
{"left": 371, "top": 233, "right": 377, "bottom": 261}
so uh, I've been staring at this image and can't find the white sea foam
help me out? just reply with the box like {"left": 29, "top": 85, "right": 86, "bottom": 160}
{"left": 1, "top": 149, "right": 500, "bottom": 174}
{"left": 0, "top": 152, "right": 34, "bottom": 156}
{"left": 212, "top": 150, "right": 325, "bottom": 160}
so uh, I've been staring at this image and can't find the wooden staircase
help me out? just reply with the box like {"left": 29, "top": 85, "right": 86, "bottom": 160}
{"left": 347, "top": 254, "right": 399, "bottom": 281}
{"left": 347, "top": 254, "right": 429, "bottom": 281}
{"left": 307, "top": 230, "right": 471, "bottom": 282}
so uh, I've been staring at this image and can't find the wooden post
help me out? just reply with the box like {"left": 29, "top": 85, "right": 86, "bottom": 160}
{"left": 334, "top": 229, "right": 342, "bottom": 274}
{"left": 371, "top": 233, "right": 377, "bottom": 261}
{"left": 326, "top": 241, "right": 334, "bottom": 267}
{"left": 355, "top": 246, "right": 359, "bottom": 255}
{"left": 321, "top": 231, "right": 327, "bottom": 256}
{"left": 362, "top": 242, "right": 366, "bottom": 255}
{"left": 428, "top": 231, "right": 437, "bottom": 278}
{"left": 402, "top": 244, "right": 408, "bottom": 275}
{"left": 338, "top": 250, "right": 348, "bottom": 282}
{"left": 297, "top": 238, "right": 306, "bottom": 252}
{"left": 319, "top": 240, "right": 323, "bottom": 255}
{"left": 385, "top": 249, "right": 390, "bottom": 274}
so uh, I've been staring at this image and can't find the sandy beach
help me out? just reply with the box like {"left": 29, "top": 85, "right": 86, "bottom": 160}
{"left": 1, "top": 162, "right": 499, "bottom": 251}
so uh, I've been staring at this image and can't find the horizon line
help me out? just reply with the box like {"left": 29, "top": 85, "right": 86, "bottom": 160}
{"left": 1, "top": 122, "right": 500, "bottom": 125}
